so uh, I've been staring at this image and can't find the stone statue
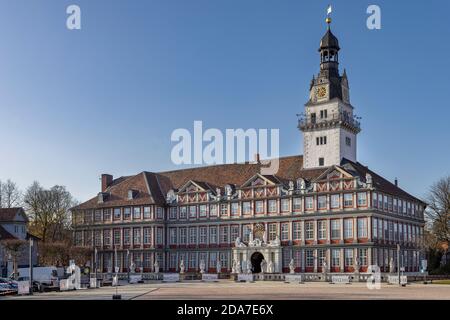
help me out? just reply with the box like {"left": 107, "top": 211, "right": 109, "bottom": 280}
{"left": 231, "top": 259, "right": 237, "bottom": 273}
{"left": 322, "top": 261, "right": 328, "bottom": 275}
{"left": 267, "top": 260, "right": 274, "bottom": 273}
{"left": 246, "top": 260, "right": 252, "bottom": 274}
{"left": 129, "top": 261, "right": 136, "bottom": 273}
{"left": 260, "top": 259, "right": 267, "bottom": 274}
{"left": 262, "top": 232, "right": 267, "bottom": 245}
{"left": 288, "top": 181, "right": 294, "bottom": 191}
{"left": 389, "top": 257, "right": 395, "bottom": 273}
{"left": 199, "top": 259, "right": 206, "bottom": 274}
{"left": 289, "top": 259, "right": 295, "bottom": 274}
{"left": 225, "top": 184, "right": 233, "bottom": 197}
{"left": 235, "top": 260, "right": 242, "bottom": 274}
{"left": 179, "top": 259, "right": 185, "bottom": 274}
{"left": 270, "top": 236, "right": 281, "bottom": 247}
{"left": 216, "top": 260, "right": 222, "bottom": 274}
{"left": 216, "top": 188, "right": 221, "bottom": 197}
{"left": 154, "top": 260, "right": 160, "bottom": 274}
{"left": 353, "top": 257, "right": 360, "bottom": 274}
{"left": 235, "top": 237, "right": 246, "bottom": 247}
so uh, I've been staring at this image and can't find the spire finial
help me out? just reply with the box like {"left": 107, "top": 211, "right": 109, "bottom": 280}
{"left": 326, "top": 5, "right": 332, "bottom": 29}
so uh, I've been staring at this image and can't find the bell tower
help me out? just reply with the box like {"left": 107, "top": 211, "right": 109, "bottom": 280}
{"left": 298, "top": 13, "right": 361, "bottom": 169}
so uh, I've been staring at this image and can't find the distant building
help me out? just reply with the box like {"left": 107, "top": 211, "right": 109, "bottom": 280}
{"left": 72, "top": 18, "right": 426, "bottom": 275}
{"left": 0, "top": 208, "right": 38, "bottom": 277}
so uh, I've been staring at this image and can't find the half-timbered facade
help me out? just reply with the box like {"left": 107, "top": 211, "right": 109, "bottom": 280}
{"left": 71, "top": 20, "right": 426, "bottom": 275}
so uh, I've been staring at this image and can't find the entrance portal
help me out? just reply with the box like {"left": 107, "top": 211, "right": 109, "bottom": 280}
{"left": 250, "top": 252, "right": 264, "bottom": 273}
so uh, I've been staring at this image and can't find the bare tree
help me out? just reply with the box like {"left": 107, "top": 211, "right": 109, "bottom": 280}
{"left": 425, "top": 175, "right": 450, "bottom": 245}
{"left": 1, "top": 239, "right": 27, "bottom": 279}
{"left": 23, "top": 182, "right": 77, "bottom": 243}
{"left": 0, "top": 179, "right": 22, "bottom": 208}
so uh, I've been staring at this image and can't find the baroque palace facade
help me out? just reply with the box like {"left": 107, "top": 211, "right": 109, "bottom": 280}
{"left": 72, "top": 20, "right": 425, "bottom": 275}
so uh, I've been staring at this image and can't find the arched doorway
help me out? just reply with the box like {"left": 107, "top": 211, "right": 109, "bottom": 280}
{"left": 251, "top": 252, "right": 264, "bottom": 273}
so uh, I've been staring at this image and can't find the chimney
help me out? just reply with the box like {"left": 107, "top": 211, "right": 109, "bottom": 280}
{"left": 254, "top": 153, "right": 261, "bottom": 163}
{"left": 394, "top": 178, "right": 398, "bottom": 187}
{"left": 101, "top": 174, "right": 113, "bottom": 192}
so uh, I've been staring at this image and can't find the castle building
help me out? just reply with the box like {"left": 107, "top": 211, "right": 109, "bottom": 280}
{"left": 72, "top": 18, "right": 426, "bottom": 275}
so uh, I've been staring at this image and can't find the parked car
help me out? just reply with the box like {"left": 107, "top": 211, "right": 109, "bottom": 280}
{"left": 14, "top": 276, "right": 42, "bottom": 293}
{"left": 16, "top": 267, "right": 59, "bottom": 292}
{"left": 0, "top": 278, "right": 16, "bottom": 295}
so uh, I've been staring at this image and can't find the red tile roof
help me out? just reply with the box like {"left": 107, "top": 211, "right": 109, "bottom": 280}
{"left": 73, "top": 155, "right": 424, "bottom": 210}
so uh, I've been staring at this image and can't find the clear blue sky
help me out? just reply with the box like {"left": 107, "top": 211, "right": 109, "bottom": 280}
{"left": 0, "top": 0, "right": 448, "bottom": 202}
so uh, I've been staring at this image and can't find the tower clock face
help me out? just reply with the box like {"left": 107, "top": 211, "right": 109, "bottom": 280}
{"left": 316, "top": 86, "right": 327, "bottom": 99}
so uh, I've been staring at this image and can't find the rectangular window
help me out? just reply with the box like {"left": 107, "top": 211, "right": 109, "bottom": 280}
{"left": 268, "top": 223, "right": 278, "bottom": 241}
{"left": 393, "top": 198, "right": 398, "bottom": 212}
{"left": 133, "top": 207, "right": 141, "bottom": 220}
{"left": 388, "top": 197, "right": 393, "bottom": 211}
{"left": 317, "top": 249, "right": 326, "bottom": 268}
{"left": 156, "top": 207, "right": 164, "bottom": 219}
{"left": 209, "top": 204, "right": 218, "bottom": 217}
{"left": 318, "top": 196, "right": 327, "bottom": 210}
{"left": 133, "top": 228, "right": 141, "bottom": 245}
{"left": 169, "top": 207, "right": 177, "bottom": 219}
{"left": 123, "top": 207, "right": 131, "bottom": 220}
{"left": 305, "top": 221, "right": 314, "bottom": 240}
{"left": 255, "top": 201, "right": 264, "bottom": 214}
{"left": 378, "top": 194, "right": 383, "bottom": 209}
{"left": 293, "top": 222, "right": 302, "bottom": 240}
{"left": 281, "top": 199, "right": 290, "bottom": 212}
{"left": 345, "top": 136, "right": 351, "bottom": 146}
{"left": 331, "top": 219, "right": 340, "bottom": 239}
{"left": 103, "top": 208, "right": 111, "bottom": 221}
{"left": 199, "top": 205, "right": 207, "bottom": 217}
{"left": 189, "top": 206, "right": 197, "bottom": 218}
{"left": 344, "top": 219, "right": 353, "bottom": 239}
{"left": 189, "top": 252, "right": 197, "bottom": 269}
{"left": 243, "top": 225, "right": 252, "bottom": 242}
{"left": 318, "top": 220, "right": 327, "bottom": 240}
{"left": 373, "top": 192, "right": 378, "bottom": 208}
{"left": 179, "top": 206, "right": 187, "bottom": 219}
{"left": 306, "top": 250, "right": 314, "bottom": 268}
{"left": 123, "top": 228, "right": 131, "bottom": 245}
{"left": 268, "top": 200, "right": 277, "bottom": 213}
{"left": 169, "top": 228, "right": 177, "bottom": 245}
{"left": 243, "top": 202, "right": 252, "bottom": 215}
{"left": 357, "top": 218, "right": 368, "bottom": 238}
{"left": 189, "top": 227, "right": 197, "bottom": 245}
{"left": 220, "top": 252, "right": 228, "bottom": 269}
{"left": 94, "top": 230, "right": 102, "bottom": 246}
{"left": 330, "top": 194, "right": 340, "bottom": 209}
{"left": 305, "top": 197, "right": 314, "bottom": 210}
{"left": 199, "top": 227, "right": 207, "bottom": 244}
{"left": 113, "top": 208, "right": 121, "bottom": 220}
{"left": 179, "top": 227, "right": 187, "bottom": 245}
{"left": 143, "top": 206, "right": 151, "bottom": 219}
{"left": 332, "top": 249, "right": 340, "bottom": 267}
{"left": 281, "top": 223, "right": 289, "bottom": 241}
{"left": 103, "top": 229, "right": 111, "bottom": 246}
{"left": 345, "top": 248, "right": 353, "bottom": 266}
{"left": 293, "top": 198, "right": 301, "bottom": 211}
{"left": 94, "top": 210, "right": 102, "bottom": 222}
{"left": 344, "top": 193, "right": 353, "bottom": 207}
{"left": 75, "top": 231, "right": 83, "bottom": 246}
{"left": 319, "top": 157, "right": 324, "bottom": 166}
{"left": 143, "top": 228, "right": 151, "bottom": 245}
{"left": 220, "top": 226, "right": 228, "bottom": 243}
{"left": 230, "top": 225, "right": 239, "bottom": 243}
{"left": 209, "top": 226, "right": 217, "bottom": 244}
{"left": 209, "top": 252, "right": 217, "bottom": 269}
{"left": 231, "top": 202, "right": 239, "bottom": 216}
{"left": 359, "top": 248, "right": 368, "bottom": 266}
{"left": 357, "top": 193, "right": 367, "bottom": 206}
{"left": 372, "top": 217, "right": 378, "bottom": 239}
{"left": 220, "top": 204, "right": 228, "bottom": 216}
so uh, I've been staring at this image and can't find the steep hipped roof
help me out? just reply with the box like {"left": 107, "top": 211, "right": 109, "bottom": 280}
{"left": 73, "top": 155, "right": 424, "bottom": 210}
{"left": 0, "top": 208, "right": 28, "bottom": 223}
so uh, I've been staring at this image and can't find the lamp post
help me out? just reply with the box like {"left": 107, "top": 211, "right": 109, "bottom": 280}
{"left": 94, "top": 247, "right": 98, "bottom": 287}
{"left": 396, "top": 244, "right": 401, "bottom": 286}
{"left": 29, "top": 238, "right": 33, "bottom": 295}
{"left": 127, "top": 250, "right": 130, "bottom": 283}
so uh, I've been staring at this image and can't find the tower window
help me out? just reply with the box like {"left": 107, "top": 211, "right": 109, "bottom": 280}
{"left": 317, "top": 136, "right": 327, "bottom": 145}
{"left": 320, "top": 110, "right": 328, "bottom": 119}
{"left": 319, "top": 158, "right": 324, "bottom": 166}
{"left": 346, "top": 137, "right": 351, "bottom": 146}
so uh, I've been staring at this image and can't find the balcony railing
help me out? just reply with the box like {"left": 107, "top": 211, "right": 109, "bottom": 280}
{"left": 297, "top": 112, "right": 361, "bottom": 133}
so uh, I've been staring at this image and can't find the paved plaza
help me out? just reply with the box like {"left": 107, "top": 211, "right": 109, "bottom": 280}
{"left": 3, "top": 280, "right": 450, "bottom": 300}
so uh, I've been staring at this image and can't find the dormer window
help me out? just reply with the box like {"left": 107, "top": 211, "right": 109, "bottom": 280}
{"left": 98, "top": 192, "right": 109, "bottom": 203}
{"left": 128, "top": 189, "right": 138, "bottom": 200}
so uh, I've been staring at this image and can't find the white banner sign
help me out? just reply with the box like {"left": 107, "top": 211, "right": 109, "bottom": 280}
{"left": 237, "top": 274, "right": 254, "bottom": 282}
{"left": 331, "top": 275, "right": 350, "bottom": 284}
{"left": 129, "top": 275, "right": 142, "bottom": 284}
{"left": 163, "top": 273, "right": 180, "bottom": 282}
{"left": 89, "top": 278, "right": 97, "bottom": 288}
{"left": 387, "top": 275, "right": 407, "bottom": 285}
{"left": 202, "top": 274, "right": 219, "bottom": 282}
{"left": 17, "top": 281, "right": 30, "bottom": 295}
{"left": 284, "top": 274, "right": 304, "bottom": 283}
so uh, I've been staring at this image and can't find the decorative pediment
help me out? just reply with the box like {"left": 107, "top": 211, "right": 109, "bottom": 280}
{"left": 241, "top": 173, "right": 278, "bottom": 188}
{"left": 178, "top": 180, "right": 206, "bottom": 193}
{"left": 314, "top": 165, "right": 353, "bottom": 182}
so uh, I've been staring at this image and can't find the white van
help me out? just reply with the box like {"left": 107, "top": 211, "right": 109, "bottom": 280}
{"left": 17, "top": 267, "right": 59, "bottom": 291}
